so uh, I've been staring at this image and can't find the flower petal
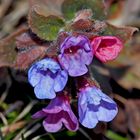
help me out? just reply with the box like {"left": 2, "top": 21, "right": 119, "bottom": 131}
{"left": 88, "top": 87, "right": 118, "bottom": 122}
{"left": 58, "top": 35, "right": 93, "bottom": 77}
{"left": 91, "top": 36, "right": 123, "bottom": 62}
{"left": 34, "top": 76, "right": 56, "bottom": 99}
{"left": 54, "top": 70, "right": 68, "bottom": 92}
{"left": 94, "top": 87, "right": 116, "bottom": 104}
{"left": 28, "top": 65, "right": 42, "bottom": 87}
{"left": 36, "top": 58, "right": 60, "bottom": 73}
{"left": 42, "top": 96, "right": 63, "bottom": 114}
{"left": 79, "top": 107, "right": 98, "bottom": 128}
{"left": 97, "top": 105, "right": 118, "bottom": 122}
{"left": 43, "top": 116, "right": 63, "bottom": 133}
{"left": 59, "top": 50, "right": 88, "bottom": 77}
{"left": 63, "top": 107, "right": 79, "bottom": 131}
{"left": 81, "top": 49, "right": 93, "bottom": 65}
{"left": 78, "top": 86, "right": 118, "bottom": 128}
{"left": 32, "top": 110, "right": 47, "bottom": 119}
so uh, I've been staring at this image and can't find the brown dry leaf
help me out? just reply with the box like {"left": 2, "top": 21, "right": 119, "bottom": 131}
{"left": 111, "top": 106, "right": 128, "bottom": 133}
{"left": 15, "top": 47, "right": 47, "bottom": 70}
{"left": 14, "top": 31, "right": 50, "bottom": 69}
{"left": 104, "top": 22, "right": 138, "bottom": 43}
{"left": 71, "top": 19, "right": 94, "bottom": 32}
{"left": 73, "top": 9, "right": 93, "bottom": 22}
{"left": 104, "top": 0, "right": 125, "bottom": 20}
{"left": 71, "top": 18, "right": 137, "bottom": 44}
{"left": 103, "top": 0, "right": 114, "bottom": 11}
{"left": 71, "top": 20, "right": 107, "bottom": 39}
{"left": 0, "top": 0, "right": 28, "bottom": 37}
{"left": 0, "top": 26, "right": 28, "bottom": 68}
{"left": 71, "top": 9, "right": 93, "bottom": 31}
{"left": 29, "top": 0, "right": 64, "bottom": 17}
{"left": 0, "top": 25, "right": 51, "bottom": 69}
{"left": 0, "top": 0, "right": 13, "bottom": 18}
{"left": 126, "top": 100, "right": 140, "bottom": 137}
{"left": 108, "top": 0, "right": 140, "bottom": 27}
{"left": 112, "top": 95, "right": 140, "bottom": 138}
{"left": 1, "top": 121, "right": 27, "bottom": 136}
{"left": 16, "top": 31, "right": 49, "bottom": 49}
{"left": 121, "top": 0, "right": 140, "bottom": 27}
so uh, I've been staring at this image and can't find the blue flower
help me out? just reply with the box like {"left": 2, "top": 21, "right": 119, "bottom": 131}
{"left": 28, "top": 58, "right": 68, "bottom": 99}
{"left": 78, "top": 86, "right": 118, "bottom": 128}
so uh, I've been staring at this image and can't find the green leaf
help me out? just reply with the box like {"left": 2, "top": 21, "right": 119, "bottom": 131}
{"left": 106, "top": 130, "right": 128, "bottom": 140}
{"left": 29, "top": 6, "right": 65, "bottom": 41}
{"left": 62, "top": 0, "right": 106, "bottom": 20}
{"left": 66, "top": 131, "right": 77, "bottom": 137}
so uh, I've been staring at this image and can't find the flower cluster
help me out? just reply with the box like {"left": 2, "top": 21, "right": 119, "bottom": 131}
{"left": 28, "top": 35, "right": 123, "bottom": 132}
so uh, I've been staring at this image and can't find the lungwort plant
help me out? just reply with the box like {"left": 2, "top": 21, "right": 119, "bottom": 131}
{"left": 0, "top": 0, "right": 138, "bottom": 134}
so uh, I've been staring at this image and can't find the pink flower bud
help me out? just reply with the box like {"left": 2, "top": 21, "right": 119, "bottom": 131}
{"left": 91, "top": 36, "right": 123, "bottom": 62}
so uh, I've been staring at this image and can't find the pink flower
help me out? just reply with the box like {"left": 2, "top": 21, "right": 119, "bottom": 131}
{"left": 32, "top": 93, "right": 79, "bottom": 132}
{"left": 91, "top": 36, "right": 123, "bottom": 62}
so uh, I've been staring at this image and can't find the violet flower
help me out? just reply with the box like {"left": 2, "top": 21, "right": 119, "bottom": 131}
{"left": 32, "top": 94, "right": 79, "bottom": 132}
{"left": 91, "top": 36, "right": 123, "bottom": 62}
{"left": 78, "top": 86, "right": 118, "bottom": 128}
{"left": 58, "top": 35, "right": 93, "bottom": 77}
{"left": 28, "top": 58, "right": 68, "bottom": 99}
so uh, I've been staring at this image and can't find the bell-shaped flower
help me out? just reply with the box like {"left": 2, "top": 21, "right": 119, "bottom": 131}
{"left": 91, "top": 36, "right": 123, "bottom": 62}
{"left": 58, "top": 35, "right": 93, "bottom": 77}
{"left": 28, "top": 58, "right": 68, "bottom": 99}
{"left": 78, "top": 86, "right": 118, "bottom": 128}
{"left": 32, "top": 94, "right": 79, "bottom": 132}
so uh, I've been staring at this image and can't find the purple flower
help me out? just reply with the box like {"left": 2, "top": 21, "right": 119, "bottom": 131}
{"left": 78, "top": 86, "right": 118, "bottom": 128}
{"left": 58, "top": 35, "right": 93, "bottom": 77}
{"left": 32, "top": 94, "right": 79, "bottom": 132}
{"left": 28, "top": 58, "right": 68, "bottom": 99}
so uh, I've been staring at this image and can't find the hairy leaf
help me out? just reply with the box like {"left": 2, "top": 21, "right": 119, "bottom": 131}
{"left": 0, "top": 26, "right": 28, "bottom": 68}
{"left": 15, "top": 47, "right": 46, "bottom": 70}
{"left": 102, "top": 22, "right": 138, "bottom": 43}
{"left": 29, "top": 6, "right": 65, "bottom": 41}
{"left": 14, "top": 32, "right": 50, "bottom": 69}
